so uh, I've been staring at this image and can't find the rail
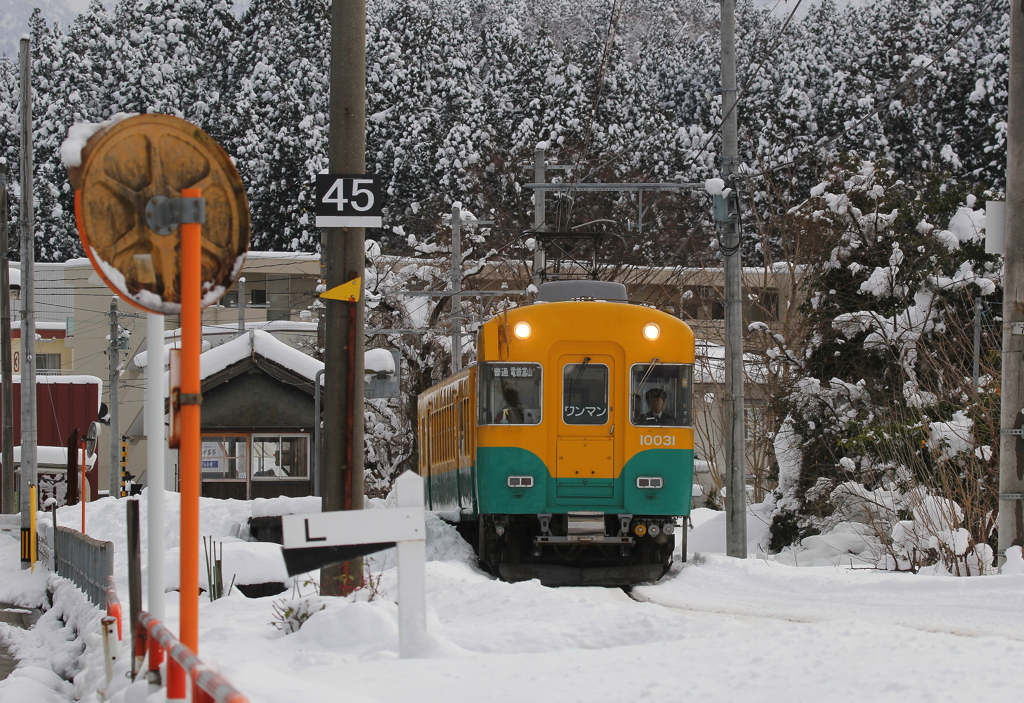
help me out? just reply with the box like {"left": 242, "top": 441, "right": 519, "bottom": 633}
{"left": 54, "top": 525, "right": 114, "bottom": 607}
{"left": 135, "top": 611, "right": 250, "bottom": 703}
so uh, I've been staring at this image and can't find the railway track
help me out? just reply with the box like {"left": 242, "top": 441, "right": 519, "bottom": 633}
{"left": 622, "top": 587, "right": 1024, "bottom": 642}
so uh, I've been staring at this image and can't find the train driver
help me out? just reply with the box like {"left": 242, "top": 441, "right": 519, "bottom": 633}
{"left": 499, "top": 380, "right": 526, "bottom": 424}
{"left": 638, "top": 388, "right": 675, "bottom": 425}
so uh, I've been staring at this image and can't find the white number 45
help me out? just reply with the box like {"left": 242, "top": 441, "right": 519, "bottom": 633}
{"left": 323, "top": 178, "right": 375, "bottom": 212}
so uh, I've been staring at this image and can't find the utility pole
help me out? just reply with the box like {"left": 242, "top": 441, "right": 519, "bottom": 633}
{"left": 17, "top": 38, "right": 37, "bottom": 563}
{"left": 237, "top": 277, "right": 245, "bottom": 334}
{"left": 321, "top": 0, "right": 367, "bottom": 595}
{"left": 18, "top": 38, "right": 36, "bottom": 569}
{"left": 998, "top": 0, "right": 1024, "bottom": 567}
{"left": 720, "top": 0, "right": 747, "bottom": 558}
{"left": 108, "top": 296, "right": 120, "bottom": 498}
{"left": 532, "top": 147, "right": 547, "bottom": 280}
{"left": 451, "top": 204, "right": 462, "bottom": 373}
{"left": 0, "top": 163, "right": 12, "bottom": 515}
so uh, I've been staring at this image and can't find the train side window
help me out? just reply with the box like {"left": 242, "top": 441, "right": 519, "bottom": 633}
{"left": 562, "top": 363, "right": 609, "bottom": 425}
{"left": 630, "top": 363, "right": 693, "bottom": 427}
{"left": 479, "top": 363, "right": 543, "bottom": 425}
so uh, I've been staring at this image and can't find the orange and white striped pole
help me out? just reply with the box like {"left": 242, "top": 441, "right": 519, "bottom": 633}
{"left": 171, "top": 187, "right": 203, "bottom": 700}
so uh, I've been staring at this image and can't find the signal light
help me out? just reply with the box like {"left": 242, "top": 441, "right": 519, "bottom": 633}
{"left": 642, "top": 323, "right": 660, "bottom": 340}
{"left": 634, "top": 523, "right": 647, "bottom": 537}
{"left": 513, "top": 321, "right": 532, "bottom": 339}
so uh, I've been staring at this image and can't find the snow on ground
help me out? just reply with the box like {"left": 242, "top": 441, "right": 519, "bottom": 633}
{"left": 3, "top": 496, "right": 1024, "bottom": 703}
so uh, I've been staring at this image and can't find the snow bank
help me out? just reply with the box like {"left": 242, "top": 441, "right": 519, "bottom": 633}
{"left": 251, "top": 495, "right": 322, "bottom": 518}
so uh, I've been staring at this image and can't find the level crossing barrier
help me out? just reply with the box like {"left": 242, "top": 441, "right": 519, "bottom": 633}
{"left": 134, "top": 610, "right": 250, "bottom": 703}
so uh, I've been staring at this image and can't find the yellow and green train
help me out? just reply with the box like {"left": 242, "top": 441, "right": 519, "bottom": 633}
{"left": 417, "top": 280, "right": 695, "bottom": 586}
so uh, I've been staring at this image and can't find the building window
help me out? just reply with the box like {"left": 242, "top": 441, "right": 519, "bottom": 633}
{"left": 201, "top": 435, "right": 248, "bottom": 480}
{"left": 37, "top": 353, "right": 62, "bottom": 371}
{"left": 223, "top": 291, "right": 239, "bottom": 308}
{"left": 252, "top": 434, "right": 309, "bottom": 479}
{"left": 250, "top": 289, "right": 267, "bottom": 306}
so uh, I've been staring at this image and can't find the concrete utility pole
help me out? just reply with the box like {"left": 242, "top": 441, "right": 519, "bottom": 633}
{"left": 532, "top": 147, "right": 547, "bottom": 280}
{"left": 451, "top": 204, "right": 462, "bottom": 373}
{"left": 0, "top": 163, "right": 13, "bottom": 515}
{"left": 108, "top": 296, "right": 120, "bottom": 498}
{"left": 19, "top": 37, "right": 36, "bottom": 568}
{"left": 720, "top": 0, "right": 747, "bottom": 558}
{"left": 998, "top": 0, "right": 1024, "bottom": 567}
{"left": 322, "top": 0, "right": 367, "bottom": 595}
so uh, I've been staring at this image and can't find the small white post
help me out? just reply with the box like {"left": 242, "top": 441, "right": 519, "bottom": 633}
{"left": 395, "top": 470, "right": 426, "bottom": 658}
{"left": 101, "top": 615, "right": 119, "bottom": 687}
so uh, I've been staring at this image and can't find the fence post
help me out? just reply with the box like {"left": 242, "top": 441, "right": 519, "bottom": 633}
{"left": 395, "top": 471, "right": 426, "bottom": 658}
{"left": 127, "top": 499, "right": 142, "bottom": 675}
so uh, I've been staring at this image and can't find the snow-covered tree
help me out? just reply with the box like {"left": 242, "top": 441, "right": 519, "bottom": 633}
{"left": 764, "top": 159, "right": 1000, "bottom": 574}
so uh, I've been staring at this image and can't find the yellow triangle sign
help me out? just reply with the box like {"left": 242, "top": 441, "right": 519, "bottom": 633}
{"left": 320, "top": 277, "right": 362, "bottom": 302}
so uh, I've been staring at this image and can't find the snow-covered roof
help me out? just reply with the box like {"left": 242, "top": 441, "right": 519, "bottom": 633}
{"left": 199, "top": 329, "right": 323, "bottom": 383}
{"left": 64, "top": 250, "right": 318, "bottom": 270}
{"left": 14, "top": 446, "right": 97, "bottom": 468}
{"left": 12, "top": 375, "right": 102, "bottom": 386}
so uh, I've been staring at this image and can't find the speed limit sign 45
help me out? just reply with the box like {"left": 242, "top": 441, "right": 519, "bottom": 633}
{"left": 315, "top": 174, "right": 383, "bottom": 228}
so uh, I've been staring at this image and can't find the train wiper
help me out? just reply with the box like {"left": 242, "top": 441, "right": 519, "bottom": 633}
{"left": 637, "top": 358, "right": 660, "bottom": 388}
{"left": 566, "top": 357, "right": 591, "bottom": 405}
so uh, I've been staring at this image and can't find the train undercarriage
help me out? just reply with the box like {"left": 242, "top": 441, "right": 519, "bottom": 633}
{"left": 462, "top": 512, "right": 688, "bottom": 587}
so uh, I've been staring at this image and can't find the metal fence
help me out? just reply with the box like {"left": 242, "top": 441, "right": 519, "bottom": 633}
{"left": 54, "top": 526, "right": 114, "bottom": 607}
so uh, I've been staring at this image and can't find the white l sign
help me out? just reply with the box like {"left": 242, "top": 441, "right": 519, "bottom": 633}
{"left": 281, "top": 507, "right": 425, "bottom": 549}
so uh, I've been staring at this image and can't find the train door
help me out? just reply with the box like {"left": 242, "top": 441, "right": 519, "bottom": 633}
{"left": 555, "top": 353, "right": 616, "bottom": 502}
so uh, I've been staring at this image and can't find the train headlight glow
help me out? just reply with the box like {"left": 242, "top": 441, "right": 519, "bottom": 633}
{"left": 642, "top": 323, "right": 661, "bottom": 341}
{"left": 513, "top": 321, "right": 532, "bottom": 339}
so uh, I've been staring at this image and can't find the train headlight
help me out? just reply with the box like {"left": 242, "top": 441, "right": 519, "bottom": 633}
{"left": 642, "top": 323, "right": 660, "bottom": 341}
{"left": 513, "top": 321, "right": 532, "bottom": 339}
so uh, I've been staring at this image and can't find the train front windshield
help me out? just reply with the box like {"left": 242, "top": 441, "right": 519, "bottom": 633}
{"left": 479, "top": 362, "right": 543, "bottom": 425}
{"left": 631, "top": 363, "right": 693, "bottom": 427}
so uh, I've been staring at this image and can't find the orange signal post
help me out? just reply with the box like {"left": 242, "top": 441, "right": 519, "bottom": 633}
{"left": 172, "top": 187, "right": 203, "bottom": 701}
{"left": 80, "top": 439, "right": 87, "bottom": 534}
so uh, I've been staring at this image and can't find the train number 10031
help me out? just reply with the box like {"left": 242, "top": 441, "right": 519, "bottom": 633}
{"left": 639, "top": 434, "right": 676, "bottom": 447}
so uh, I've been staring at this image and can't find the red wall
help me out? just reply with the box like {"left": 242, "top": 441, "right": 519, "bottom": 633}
{"left": 3, "top": 380, "right": 102, "bottom": 450}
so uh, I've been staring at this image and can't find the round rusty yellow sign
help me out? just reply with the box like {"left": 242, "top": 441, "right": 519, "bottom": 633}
{"left": 69, "top": 114, "right": 250, "bottom": 314}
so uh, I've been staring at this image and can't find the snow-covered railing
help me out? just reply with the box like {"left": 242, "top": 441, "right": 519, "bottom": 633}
{"left": 54, "top": 525, "right": 114, "bottom": 607}
{"left": 135, "top": 611, "right": 250, "bottom": 703}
